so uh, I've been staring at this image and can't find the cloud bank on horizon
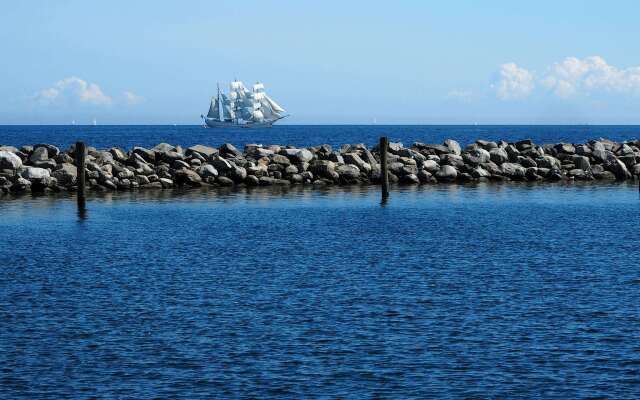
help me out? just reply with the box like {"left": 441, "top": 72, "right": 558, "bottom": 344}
{"left": 493, "top": 56, "right": 640, "bottom": 101}
{"left": 34, "top": 76, "right": 142, "bottom": 108}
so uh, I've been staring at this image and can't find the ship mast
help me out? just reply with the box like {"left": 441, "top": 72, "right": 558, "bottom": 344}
{"left": 217, "top": 83, "right": 223, "bottom": 121}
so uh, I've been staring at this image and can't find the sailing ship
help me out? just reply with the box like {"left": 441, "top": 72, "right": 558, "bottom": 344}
{"left": 201, "top": 80, "right": 288, "bottom": 128}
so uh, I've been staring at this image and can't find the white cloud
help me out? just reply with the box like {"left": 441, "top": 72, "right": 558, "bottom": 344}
{"left": 494, "top": 63, "right": 535, "bottom": 100}
{"left": 445, "top": 89, "right": 473, "bottom": 103}
{"left": 541, "top": 56, "right": 640, "bottom": 98}
{"left": 35, "top": 76, "right": 112, "bottom": 105}
{"left": 123, "top": 91, "right": 144, "bottom": 105}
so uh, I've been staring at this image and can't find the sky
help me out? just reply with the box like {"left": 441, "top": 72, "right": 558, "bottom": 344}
{"left": 1, "top": 0, "right": 639, "bottom": 125}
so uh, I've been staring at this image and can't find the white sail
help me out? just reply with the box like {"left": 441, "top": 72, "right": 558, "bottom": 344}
{"left": 252, "top": 109, "right": 264, "bottom": 122}
{"left": 264, "top": 94, "right": 286, "bottom": 113}
{"left": 260, "top": 100, "right": 277, "bottom": 120}
{"left": 206, "top": 97, "right": 218, "bottom": 119}
{"left": 253, "top": 82, "right": 264, "bottom": 91}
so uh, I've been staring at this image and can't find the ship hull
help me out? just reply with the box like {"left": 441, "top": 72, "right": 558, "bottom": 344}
{"left": 204, "top": 118, "right": 274, "bottom": 129}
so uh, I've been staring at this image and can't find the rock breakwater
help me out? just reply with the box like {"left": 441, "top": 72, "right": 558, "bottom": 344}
{"left": 1, "top": 138, "right": 639, "bottom": 195}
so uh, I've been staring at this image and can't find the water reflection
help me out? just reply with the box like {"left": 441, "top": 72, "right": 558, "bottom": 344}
{"left": 0, "top": 181, "right": 638, "bottom": 213}
{"left": 77, "top": 196, "right": 87, "bottom": 221}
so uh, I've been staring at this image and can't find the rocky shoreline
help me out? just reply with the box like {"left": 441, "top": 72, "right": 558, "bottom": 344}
{"left": 1, "top": 138, "right": 639, "bottom": 196}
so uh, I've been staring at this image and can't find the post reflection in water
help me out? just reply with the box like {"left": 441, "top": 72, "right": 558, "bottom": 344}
{"left": 77, "top": 195, "right": 87, "bottom": 221}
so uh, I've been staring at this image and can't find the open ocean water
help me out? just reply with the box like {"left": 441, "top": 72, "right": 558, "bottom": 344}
{"left": 1, "top": 126, "right": 640, "bottom": 398}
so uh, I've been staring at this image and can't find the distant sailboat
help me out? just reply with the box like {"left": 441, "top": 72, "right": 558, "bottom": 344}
{"left": 92, "top": 118, "right": 97, "bottom": 126}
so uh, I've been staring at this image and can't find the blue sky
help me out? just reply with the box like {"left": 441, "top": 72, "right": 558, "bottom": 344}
{"left": 1, "top": 0, "right": 639, "bottom": 124}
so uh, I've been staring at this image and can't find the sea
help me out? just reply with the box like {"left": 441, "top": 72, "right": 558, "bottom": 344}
{"left": 1, "top": 125, "right": 640, "bottom": 399}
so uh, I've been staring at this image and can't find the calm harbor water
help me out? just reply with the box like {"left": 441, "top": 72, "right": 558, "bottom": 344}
{"left": 1, "top": 183, "right": 640, "bottom": 398}
{"left": 2, "top": 124, "right": 640, "bottom": 150}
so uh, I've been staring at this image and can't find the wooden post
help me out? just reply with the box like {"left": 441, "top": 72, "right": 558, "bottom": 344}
{"left": 75, "top": 141, "right": 86, "bottom": 195}
{"left": 75, "top": 141, "right": 87, "bottom": 219}
{"left": 380, "top": 136, "right": 389, "bottom": 201}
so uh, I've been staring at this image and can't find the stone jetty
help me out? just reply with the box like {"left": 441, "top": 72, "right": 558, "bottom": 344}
{"left": 1, "top": 138, "right": 639, "bottom": 195}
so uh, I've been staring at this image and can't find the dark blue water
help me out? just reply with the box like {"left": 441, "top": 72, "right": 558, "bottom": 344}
{"left": 2, "top": 125, "right": 640, "bottom": 150}
{"left": 1, "top": 184, "right": 640, "bottom": 398}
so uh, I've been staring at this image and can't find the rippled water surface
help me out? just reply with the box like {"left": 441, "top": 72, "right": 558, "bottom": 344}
{"left": 1, "top": 184, "right": 640, "bottom": 398}
{"left": 2, "top": 124, "right": 640, "bottom": 150}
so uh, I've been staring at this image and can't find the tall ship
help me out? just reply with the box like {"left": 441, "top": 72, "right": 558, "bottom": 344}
{"left": 201, "top": 80, "right": 288, "bottom": 128}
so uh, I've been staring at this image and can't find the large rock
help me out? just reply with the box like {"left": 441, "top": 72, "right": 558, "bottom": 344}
{"left": 309, "top": 160, "right": 336, "bottom": 179}
{"left": 51, "top": 163, "right": 77, "bottom": 185}
{"left": 572, "top": 155, "right": 591, "bottom": 170}
{"left": 110, "top": 147, "right": 128, "bottom": 162}
{"left": 34, "top": 144, "right": 60, "bottom": 158}
{"left": 153, "top": 143, "right": 176, "bottom": 153}
{"left": 413, "top": 143, "right": 450, "bottom": 155}
{"left": 174, "top": 169, "right": 202, "bottom": 186}
{"left": 30, "top": 146, "right": 49, "bottom": 162}
{"left": 197, "top": 164, "right": 218, "bottom": 178}
{"left": 555, "top": 143, "right": 576, "bottom": 154}
{"left": 336, "top": 164, "right": 360, "bottom": 181}
{"left": 0, "top": 145, "right": 18, "bottom": 153}
{"left": 187, "top": 144, "right": 218, "bottom": 159}
{"left": 271, "top": 154, "right": 291, "bottom": 166}
{"left": 0, "top": 150, "right": 22, "bottom": 170}
{"left": 536, "top": 155, "right": 561, "bottom": 169}
{"left": 211, "top": 156, "right": 233, "bottom": 172}
{"left": 343, "top": 153, "right": 371, "bottom": 173}
{"left": 604, "top": 157, "right": 632, "bottom": 180}
{"left": 489, "top": 148, "right": 509, "bottom": 164}
{"left": 443, "top": 139, "right": 461, "bottom": 156}
{"left": 463, "top": 148, "right": 490, "bottom": 166}
{"left": 228, "top": 166, "right": 247, "bottom": 183}
{"left": 291, "top": 149, "right": 313, "bottom": 163}
{"left": 422, "top": 159, "right": 440, "bottom": 173}
{"left": 440, "top": 154, "right": 464, "bottom": 168}
{"left": 21, "top": 167, "right": 50, "bottom": 180}
{"left": 133, "top": 147, "right": 156, "bottom": 163}
{"left": 160, "top": 150, "right": 185, "bottom": 163}
{"left": 500, "top": 163, "right": 526, "bottom": 179}
{"left": 471, "top": 166, "right": 491, "bottom": 178}
{"left": 219, "top": 143, "right": 242, "bottom": 158}
{"left": 435, "top": 165, "right": 457, "bottom": 182}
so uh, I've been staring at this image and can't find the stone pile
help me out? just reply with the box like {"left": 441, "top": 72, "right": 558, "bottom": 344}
{"left": 1, "top": 138, "right": 639, "bottom": 195}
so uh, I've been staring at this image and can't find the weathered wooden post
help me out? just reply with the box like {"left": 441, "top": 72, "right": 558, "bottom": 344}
{"left": 380, "top": 136, "right": 389, "bottom": 201}
{"left": 75, "top": 141, "right": 86, "bottom": 195}
{"left": 75, "top": 141, "right": 87, "bottom": 219}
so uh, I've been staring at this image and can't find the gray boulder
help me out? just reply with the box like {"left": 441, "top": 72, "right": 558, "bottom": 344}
{"left": 21, "top": 167, "right": 50, "bottom": 180}
{"left": 443, "top": 139, "right": 461, "bottom": 156}
{"left": 489, "top": 148, "right": 508, "bottom": 164}
{"left": 604, "top": 157, "right": 632, "bottom": 180}
{"left": 336, "top": 164, "right": 360, "bottom": 181}
{"left": 422, "top": 159, "right": 440, "bottom": 173}
{"left": 572, "top": 155, "right": 591, "bottom": 170}
{"left": 174, "top": 169, "right": 202, "bottom": 186}
{"left": 30, "top": 146, "right": 49, "bottom": 162}
{"left": 500, "top": 162, "right": 526, "bottom": 179}
{"left": 0, "top": 150, "right": 22, "bottom": 170}
{"left": 187, "top": 144, "right": 218, "bottom": 159}
{"left": 435, "top": 165, "right": 457, "bottom": 182}
{"left": 292, "top": 149, "right": 313, "bottom": 163}
{"left": 536, "top": 155, "right": 561, "bottom": 169}
{"left": 197, "top": 164, "right": 218, "bottom": 178}
{"left": 211, "top": 156, "right": 233, "bottom": 172}
{"left": 219, "top": 143, "right": 242, "bottom": 158}
{"left": 343, "top": 153, "right": 371, "bottom": 173}
{"left": 51, "top": 163, "right": 77, "bottom": 185}
{"left": 133, "top": 147, "right": 156, "bottom": 163}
